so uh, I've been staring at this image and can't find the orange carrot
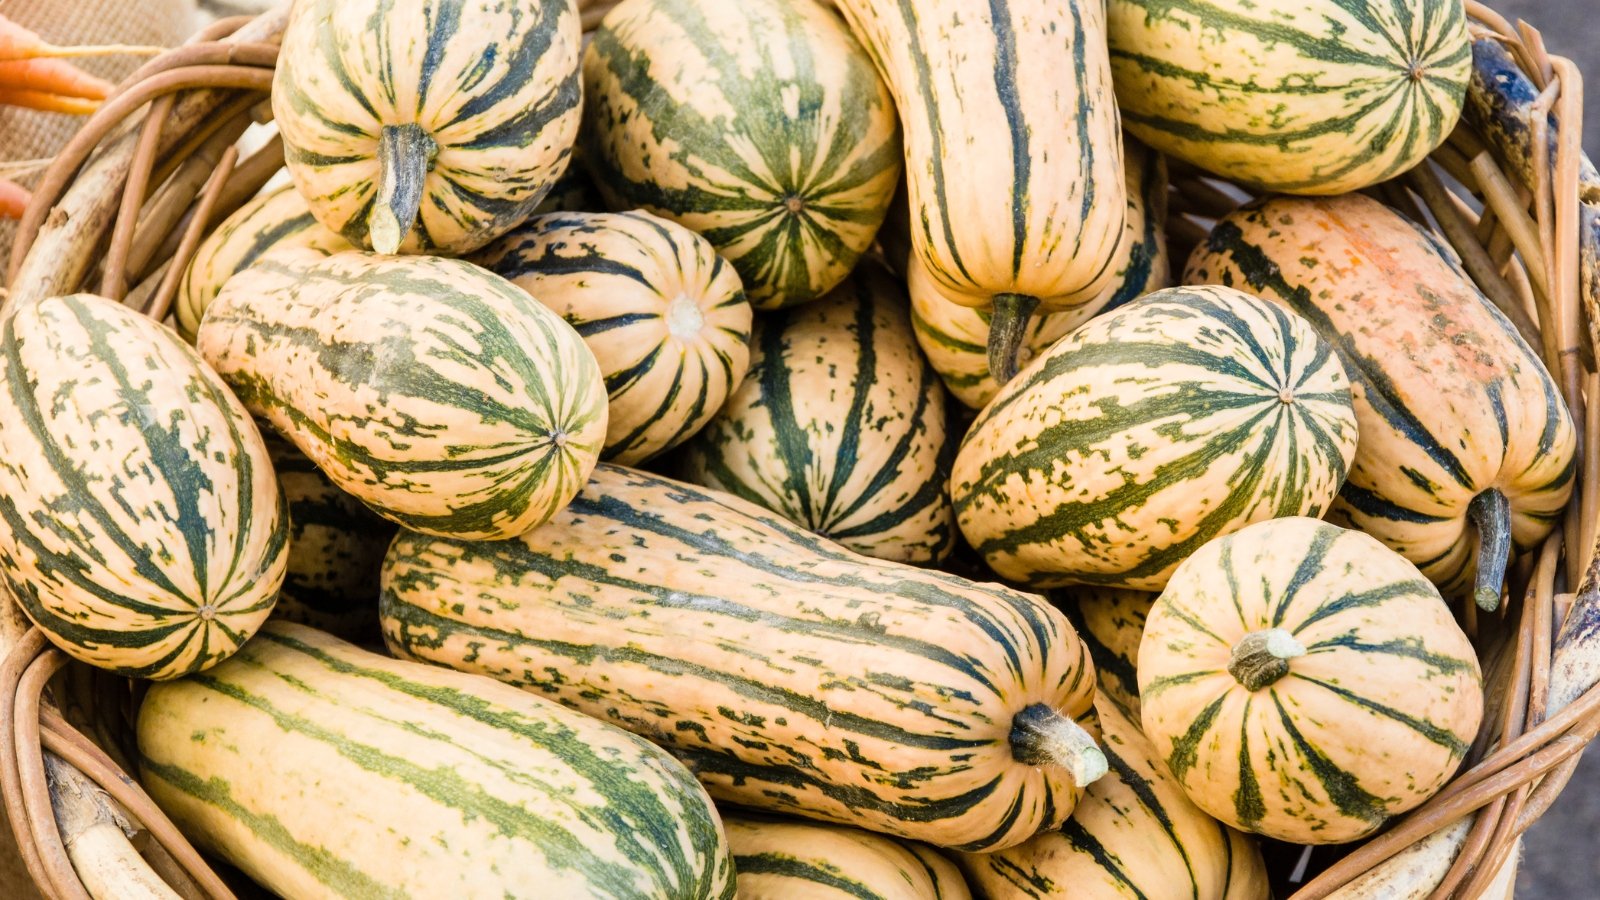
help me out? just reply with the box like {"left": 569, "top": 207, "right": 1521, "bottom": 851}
{"left": 0, "top": 58, "right": 113, "bottom": 100}
{"left": 0, "top": 87, "right": 98, "bottom": 115}
{"left": 0, "top": 179, "right": 29, "bottom": 219}
{"left": 0, "top": 14, "right": 163, "bottom": 61}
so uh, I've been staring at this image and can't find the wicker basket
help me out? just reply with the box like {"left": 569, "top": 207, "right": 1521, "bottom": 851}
{"left": 2, "top": 2, "right": 1597, "bottom": 897}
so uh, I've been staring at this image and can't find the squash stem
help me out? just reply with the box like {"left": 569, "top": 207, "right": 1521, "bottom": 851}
{"left": 1227, "top": 628, "right": 1306, "bottom": 691}
{"left": 1469, "top": 488, "right": 1512, "bottom": 612}
{"left": 1009, "top": 704, "right": 1107, "bottom": 787}
{"left": 370, "top": 123, "right": 437, "bottom": 254}
{"left": 987, "top": 293, "right": 1040, "bottom": 385}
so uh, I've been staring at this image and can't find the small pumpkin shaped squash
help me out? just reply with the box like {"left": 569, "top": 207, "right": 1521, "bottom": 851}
{"left": 950, "top": 285, "right": 1359, "bottom": 590}
{"left": 1055, "top": 588, "right": 1156, "bottom": 717}
{"left": 1185, "top": 193, "right": 1577, "bottom": 610}
{"left": 959, "top": 698, "right": 1269, "bottom": 900}
{"left": 272, "top": 0, "right": 583, "bottom": 254}
{"left": 197, "top": 248, "right": 607, "bottom": 541}
{"left": 1138, "top": 517, "right": 1483, "bottom": 844}
{"left": 678, "top": 260, "right": 955, "bottom": 565}
{"left": 723, "top": 814, "right": 970, "bottom": 900}
{"left": 177, "top": 183, "right": 350, "bottom": 343}
{"left": 472, "top": 210, "right": 752, "bottom": 465}
{"left": 908, "top": 137, "right": 1170, "bottom": 408}
{"left": 0, "top": 294, "right": 288, "bottom": 679}
{"left": 834, "top": 0, "right": 1128, "bottom": 381}
{"left": 582, "top": 0, "right": 901, "bottom": 310}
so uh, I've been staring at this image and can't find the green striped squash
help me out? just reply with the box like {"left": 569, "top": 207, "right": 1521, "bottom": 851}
{"left": 834, "top": 0, "right": 1127, "bottom": 381}
{"left": 272, "top": 0, "right": 582, "bottom": 254}
{"left": 677, "top": 261, "right": 954, "bottom": 564}
{"left": 176, "top": 184, "right": 350, "bottom": 344}
{"left": 472, "top": 210, "right": 752, "bottom": 465}
{"left": 138, "top": 622, "right": 734, "bottom": 899}
{"left": 530, "top": 141, "right": 603, "bottom": 216}
{"left": 196, "top": 248, "right": 607, "bottom": 541}
{"left": 582, "top": 0, "right": 901, "bottom": 309}
{"left": 265, "top": 435, "right": 395, "bottom": 642}
{"left": 1106, "top": 0, "right": 1470, "bottom": 194}
{"left": 1186, "top": 193, "right": 1576, "bottom": 609}
{"left": 0, "top": 295, "right": 288, "bottom": 679}
{"left": 1056, "top": 588, "right": 1155, "bottom": 718}
{"left": 380, "top": 464, "right": 1106, "bottom": 852}
{"left": 724, "top": 814, "right": 970, "bottom": 900}
{"left": 1138, "top": 517, "right": 1483, "bottom": 844}
{"left": 958, "top": 699, "right": 1268, "bottom": 900}
{"left": 908, "top": 138, "right": 1170, "bottom": 408}
{"left": 951, "top": 286, "right": 1359, "bottom": 591}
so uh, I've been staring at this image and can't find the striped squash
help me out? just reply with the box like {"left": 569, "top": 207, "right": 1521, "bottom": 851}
{"left": 530, "top": 142, "right": 603, "bottom": 216}
{"left": 834, "top": 0, "right": 1127, "bottom": 381}
{"left": 1138, "top": 517, "right": 1483, "bottom": 844}
{"left": 677, "top": 261, "right": 953, "bottom": 564}
{"left": 472, "top": 210, "right": 752, "bottom": 465}
{"left": 582, "top": 0, "right": 901, "bottom": 309}
{"left": 272, "top": 0, "right": 582, "bottom": 254}
{"left": 958, "top": 699, "right": 1268, "bottom": 900}
{"left": 1186, "top": 193, "right": 1576, "bottom": 609}
{"left": 950, "top": 286, "right": 1359, "bottom": 591}
{"left": 138, "top": 622, "right": 734, "bottom": 899}
{"left": 908, "top": 137, "right": 1170, "bottom": 408}
{"left": 1056, "top": 588, "right": 1155, "bottom": 717}
{"left": 196, "top": 248, "right": 607, "bottom": 541}
{"left": 1106, "top": 0, "right": 1470, "bottom": 194}
{"left": 380, "top": 464, "right": 1105, "bottom": 852}
{"left": 724, "top": 814, "right": 970, "bottom": 900}
{"left": 0, "top": 295, "right": 287, "bottom": 679}
{"left": 176, "top": 184, "right": 349, "bottom": 344}
{"left": 265, "top": 435, "right": 395, "bottom": 641}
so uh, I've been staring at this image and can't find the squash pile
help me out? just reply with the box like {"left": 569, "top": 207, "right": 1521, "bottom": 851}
{"left": 0, "top": 0, "right": 1575, "bottom": 896}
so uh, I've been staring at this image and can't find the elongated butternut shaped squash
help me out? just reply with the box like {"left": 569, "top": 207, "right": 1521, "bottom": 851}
{"left": 835, "top": 0, "right": 1128, "bottom": 380}
{"left": 1056, "top": 588, "right": 1155, "bottom": 717}
{"left": 273, "top": 0, "right": 582, "bottom": 254}
{"left": 381, "top": 465, "right": 1105, "bottom": 852}
{"left": 724, "top": 814, "right": 970, "bottom": 900}
{"left": 951, "top": 286, "right": 1358, "bottom": 590}
{"left": 582, "top": 0, "right": 901, "bottom": 309}
{"left": 0, "top": 294, "right": 288, "bottom": 679}
{"left": 958, "top": 699, "right": 1269, "bottom": 900}
{"left": 197, "top": 248, "right": 607, "bottom": 541}
{"left": 1186, "top": 193, "right": 1576, "bottom": 609}
{"left": 138, "top": 622, "right": 735, "bottom": 899}
{"left": 1139, "top": 517, "right": 1483, "bottom": 844}
{"left": 678, "top": 261, "right": 954, "bottom": 564}
{"left": 472, "top": 210, "right": 752, "bottom": 464}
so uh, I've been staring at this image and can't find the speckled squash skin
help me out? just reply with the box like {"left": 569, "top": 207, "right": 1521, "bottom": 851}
{"left": 723, "top": 815, "right": 970, "bottom": 900}
{"left": 1055, "top": 588, "right": 1156, "bottom": 717}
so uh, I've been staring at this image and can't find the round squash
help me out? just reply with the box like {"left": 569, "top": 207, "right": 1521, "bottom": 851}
{"left": 678, "top": 260, "right": 954, "bottom": 564}
{"left": 1138, "top": 517, "right": 1484, "bottom": 844}
{"left": 951, "top": 285, "right": 1359, "bottom": 590}
{"left": 723, "top": 814, "right": 970, "bottom": 900}
{"left": 472, "top": 210, "right": 752, "bottom": 465}
{"left": 272, "top": 0, "right": 583, "bottom": 254}
{"left": 582, "top": 0, "right": 901, "bottom": 309}
{"left": 1186, "top": 193, "right": 1576, "bottom": 610}
{"left": 1106, "top": 0, "right": 1471, "bottom": 194}
{"left": 1055, "top": 588, "right": 1155, "bottom": 717}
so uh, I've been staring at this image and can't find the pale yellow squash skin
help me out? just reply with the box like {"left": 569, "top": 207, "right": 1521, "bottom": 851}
{"left": 473, "top": 210, "right": 752, "bottom": 464}
{"left": 724, "top": 814, "right": 970, "bottom": 900}
{"left": 1056, "top": 588, "right": 1155, "bottom": 717}
{"left": 959, "top": 699, "right": 1268, "bottom": 900}
{"left": 1138, "top": 517, "right": 1483, "bottom": 844}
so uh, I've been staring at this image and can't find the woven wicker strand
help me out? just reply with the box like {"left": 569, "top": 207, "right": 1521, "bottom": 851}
{"left": 0, "top": 3, "right": 1597, "bottom": 898}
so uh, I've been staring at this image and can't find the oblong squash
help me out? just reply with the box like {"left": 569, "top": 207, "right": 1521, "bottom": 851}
{"left": 272, "top": 0, "right": 582, "bottom": 254}
{"left": 1138, "top": 517, "right": 1483, "bottom": 844}
{"left": 1107, "top": 0, "right": 1470, "bottom": 194}
{"left": 951, "top": 286, "right": 1359, "bottom": 590}
{"left": 724, "top": 814, "right": 970, "bottom": 900}
{"left": 909, "top": 137, "right": 1170, "bottom": 408}
{"left": 959, "top": 699, "right": 1268, "bottom": 900}
{"left": 380, "top": 464, "right": 1105, "bottom": 852}
{"left": 197, "top": 248, "right": 607, "bottom": 541}
{"left": 1185, "top": 193, "right": 1576, "bottom": 609}
{"left": 0, "top": 295, "right": 288, "bottom": 679}
{"left": 834, "top": 0, "right": 1127, "bottom": 379}
{"left": 138, "top": 622, "right": 735, "bottom": 899}
{"left": 678, "top": 261, "right": 954, "bottom": 564}
{"left": 472, "top": 210, "right": 752, "bottom": 465}
{"left": 582, "top": 0, "right": 901, "bottom": 309}
{"left": 1056, "top": 588, "right": 1155, "bottom": 717}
